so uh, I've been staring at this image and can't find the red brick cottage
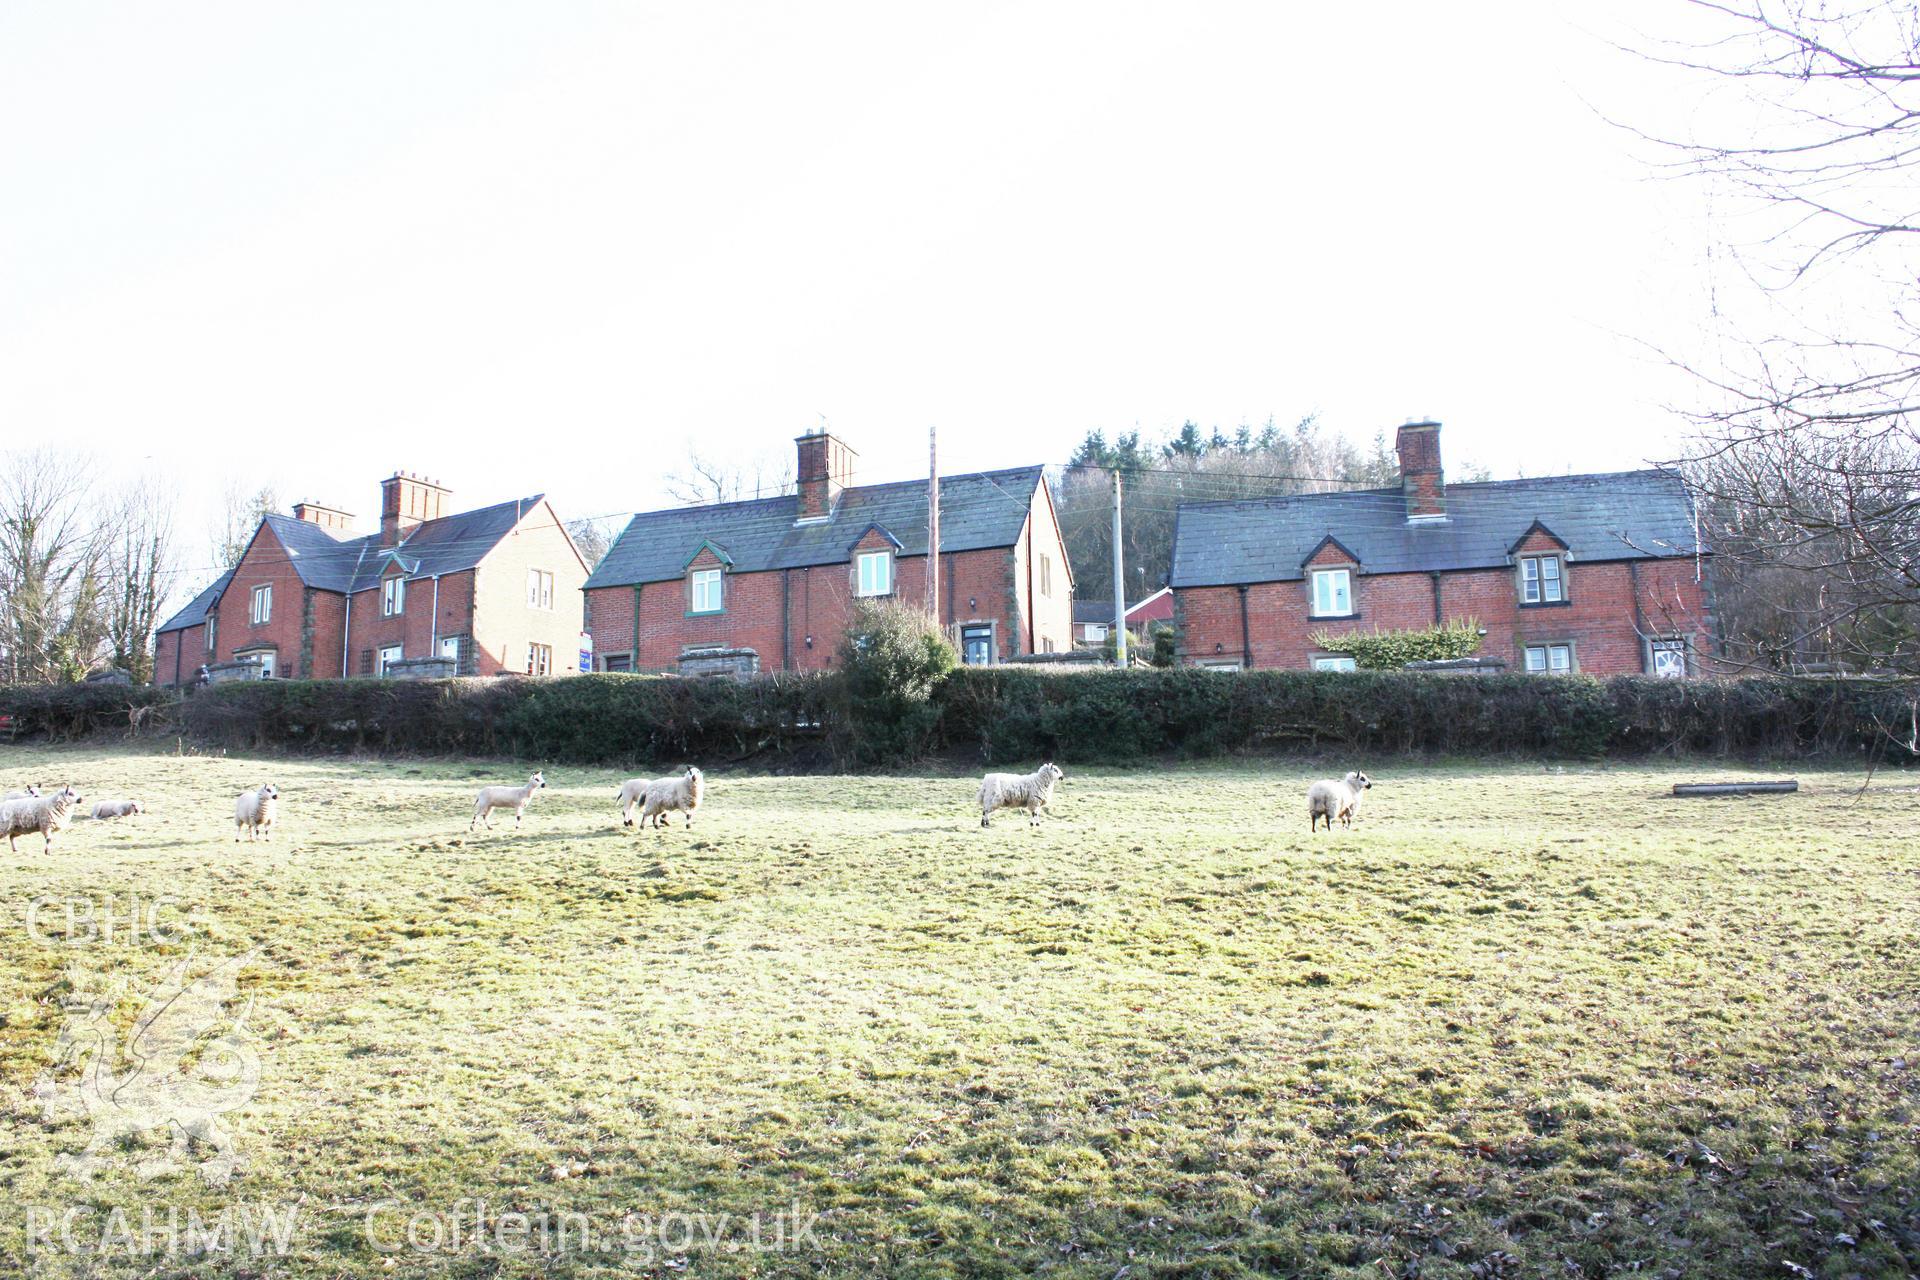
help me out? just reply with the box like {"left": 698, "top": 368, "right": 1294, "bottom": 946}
{"left": 154, "top": 473, "right": 589, "bottom": 685}
{"left": 584, "top": 431, "right": 1074, "bottom": 673}
{"left": 1169, "top": 421, "right": 1714, "bottom": 676}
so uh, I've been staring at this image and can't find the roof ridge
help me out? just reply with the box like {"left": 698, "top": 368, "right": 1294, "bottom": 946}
{"left": 618, "top": 464, "right": 1043, "bottom": 523}
{"left": 1171, "top": 467, "right": 1680, "bottom": 512}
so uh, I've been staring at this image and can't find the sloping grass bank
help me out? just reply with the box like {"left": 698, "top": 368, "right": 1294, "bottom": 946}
{"left": 0, "top": 744, "right": 1914, "bottom": 1277}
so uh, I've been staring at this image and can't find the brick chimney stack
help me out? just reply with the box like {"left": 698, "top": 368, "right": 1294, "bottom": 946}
{"left": 380, "top": 471, "right": 451, "bottom": 545}
{"left": 1395, "top": 419, "right": 1445, "bottom": 521}
{"left": 794, "top": 430, "right": 855, "bottom": 523}
{"left": 291, "top": 502, "right": 354, "bottom": 533}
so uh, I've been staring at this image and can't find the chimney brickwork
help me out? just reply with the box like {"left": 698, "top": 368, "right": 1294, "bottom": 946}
{"left": 1395, "top": 420, "right": 1445, "bottom": 521}
{"left": 381, "top": 472, "right": 451, "bottom": 545}
{"left": 291, "top": 502, "right": 354, "bottom": 533}
{"left": 794, "top": 432, "right": 855, "bottom": 522}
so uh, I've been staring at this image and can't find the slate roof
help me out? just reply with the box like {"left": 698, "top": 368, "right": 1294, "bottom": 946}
{"left": 164, "top": 497, "right": 547, "bottom": 624}
{"left": 586, "top": 467, "right": 1045, "bottom": 590}
{"left": 1170, "top": 469, "right": 1702, "bottom": 589}
{"left": 255, "top": 498, "right": 546, "bottom": 594}
{"left": 155, "top": 570, "right": 235, "bottom": 635}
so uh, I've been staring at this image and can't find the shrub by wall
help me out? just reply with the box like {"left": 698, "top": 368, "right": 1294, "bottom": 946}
{"left": 1306, "top": 619, "right": 1484, "bottom": 670}
{"left": 837, "top": 601, "right": 958, "bottom": 765}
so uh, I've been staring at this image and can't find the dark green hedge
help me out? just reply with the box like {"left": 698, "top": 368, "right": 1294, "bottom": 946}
{"left": 170, "top": 674, "right": 839, "bottom": 763}
{"left": 0, "top": 682, "right": 178, "bottom": 741}
{"left": 934, "top": 668, "right": 1919, "bottom": 764}
{"left": 2, "top": 670, "right": 1914, "bottom": 766}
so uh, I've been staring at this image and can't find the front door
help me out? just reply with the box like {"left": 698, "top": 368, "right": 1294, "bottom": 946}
{"left": 961, "top": 625, "right": 993, "bottom": 666}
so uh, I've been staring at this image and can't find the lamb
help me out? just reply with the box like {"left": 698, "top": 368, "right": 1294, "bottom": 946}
{"left": 234, "top": 783, "right": 279, "bottom": 842}
{"left": 2, "top": 785, "right": 40, "bottom": 801}
{"left": 471, "top": 772, "right": 546, "bottom": 831}
{"left": 1307, "top": 770, "right": 1372, "bottom": 832}
{"left": 617, "top": 766, "right": 704, "bottom": 830}
{"left": 88, "top": 799, "right": 144, "bottom": 820}
{"left": 2, "top": 784, "right": 83, "bottom": 853}
{"left": 977, "top": 762, "right": 1065, "bottom": 828}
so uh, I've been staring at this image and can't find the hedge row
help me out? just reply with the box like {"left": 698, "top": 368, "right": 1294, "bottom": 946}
{"left": 0, "top": 682, "right": 178, "bottom": 741}
{"left": 3, "top": 670, "right": 1915, "bottom": 765}
{"left": 936, "top": 668, "right": 1920, "bottom": 762}
{"left": 172, "top": 674, "right": 841, "bottom": 763}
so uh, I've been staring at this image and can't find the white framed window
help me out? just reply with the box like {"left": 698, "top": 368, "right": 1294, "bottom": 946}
{"left": 1312, "top": 655, "right": 1358, "bottom": 673}
{"left": 1524, "top": 643, "right": 1573, "bottom": 674}
{"left": 377, "top": 644, "right": 403, "bottom": 676}
{"left": 1198, "top": 659, "right": 1244, "bottom": 672}
{"left": 1039, "top": 554, "right": 1053, "bottom": 597}
{"left": 1084, "top": 622, "right": 1109, "bottom": 643}
{"left": 689, "top": 568, "right": 723, "bottom": 613}
{"left": 1309, "top": 568, "right": 1352, "bottom": 617}
{"left": 527, "top": 643, "right": 553, "bottom": 676}
{"left": 527, "top": 569, "right": 554, "bottom": 610}
{"left": 250, "top": 584, "right": 272, "bottom": 625}
{"left": 855, "top": 550, "right": 892, "bottom": 597}
{"left": 381, "top": 575, "right": 406, "bottom": 617}
{"left": 205, "top": 616, "right": 217, "bottom": 651}
{"left": 1650, "top": 638, "right": 1688, "bottom": 679}
{"left": 1519, "top": 555, "right": 1565, "bottom": 604}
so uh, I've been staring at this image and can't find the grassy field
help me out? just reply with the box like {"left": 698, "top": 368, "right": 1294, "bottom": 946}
{"left": 0, "top": 744, "right": 1915, "bottom": 1279}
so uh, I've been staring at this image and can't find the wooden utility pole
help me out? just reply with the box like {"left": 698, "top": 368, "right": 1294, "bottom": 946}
{"left": 928, "top": 426, "right": 941, "bottom": 619}
{"left": 1112, "top": 468, "right": 1129, "bottom": 666}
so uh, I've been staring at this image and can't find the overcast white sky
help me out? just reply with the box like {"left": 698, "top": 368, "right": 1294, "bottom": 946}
{"left": 1, "top": 2, "right": 1733, "bottom": 581}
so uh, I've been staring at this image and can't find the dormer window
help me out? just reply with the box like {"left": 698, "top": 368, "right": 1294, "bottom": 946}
{"left": 381, "top": 575, "right": 406, "bottom": 617}
{"left": 689, "top": 567, "right": 724, "bottom": 615}
{"left": 855, "top": 550, "right": 893, "bottom": 598}
{"left": 1309, "top": 568, "right": 1353, "bottom": 618}
{"left": 1519, "top": 555, "right": 1565, "bottom": 605}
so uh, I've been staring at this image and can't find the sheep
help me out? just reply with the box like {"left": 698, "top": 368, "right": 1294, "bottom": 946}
{"left": 88, "top": 799, "right": 144, "bottom": 820}
{"left": 2, "top": 785, "right": 40, "bottom": 802}
{"left": 234, "top": 783, "right": 279, "bottom": 842}
{"left": 617, "top": 766, "right": 704, "bottom": 830}
{"left": 2, "top": 784, "right": 83, "bottom": 853}
{"left": 471, "top": 771, "right": 546, "bottom": 831}
{"left": 977, "top": 762, "right": 1065, "bottom": 828}
{"left": 1307, "top": 770, "right": 1372, "bottom": 832}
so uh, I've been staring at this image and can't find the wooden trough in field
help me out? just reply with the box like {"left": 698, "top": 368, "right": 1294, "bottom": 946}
{"left": 1672, "top": 780, "right": 1799, "bottom": 798}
